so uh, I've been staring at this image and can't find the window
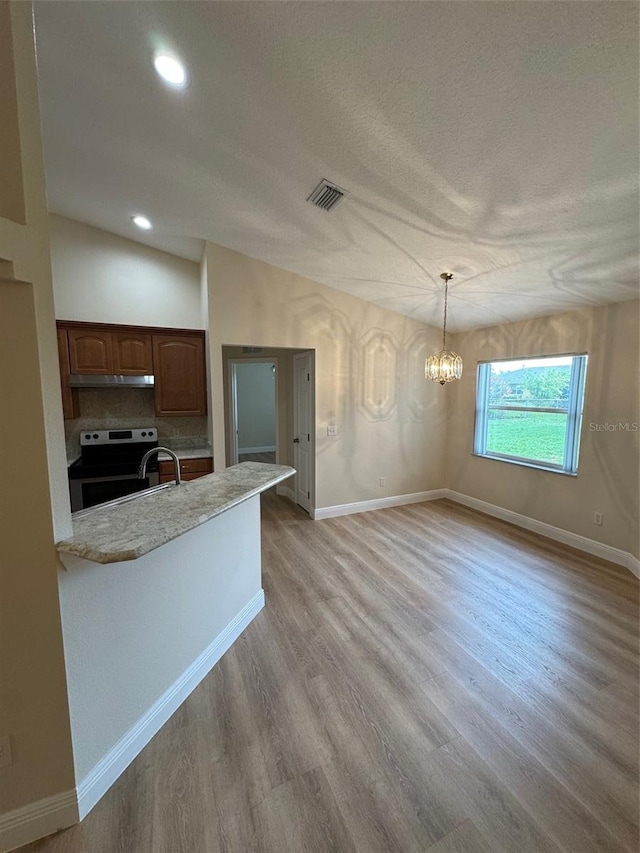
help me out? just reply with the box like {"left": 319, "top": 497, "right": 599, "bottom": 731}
{"left": 474, "top": 354, "right": 588, "bottom": 474}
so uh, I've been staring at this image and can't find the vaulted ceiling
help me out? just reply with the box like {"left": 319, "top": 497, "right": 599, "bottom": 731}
{"left": 34, "top": 1, "right": 638, "bottom": 331}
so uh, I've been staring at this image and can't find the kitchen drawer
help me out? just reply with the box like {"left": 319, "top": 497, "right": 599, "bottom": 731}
{"left": 159, "top": 457, "right": 213, "bottom": 478}
{"left": 179, "top": 457, "right": 213, "bottom": 475}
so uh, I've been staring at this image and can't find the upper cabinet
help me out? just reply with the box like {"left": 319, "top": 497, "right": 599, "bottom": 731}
{"left": 68, "top": 328, "right": 113, "bottom": 373}
{"left": 67, "top": 328, "right": 153, "bottom": 375}
{"left": 153, "top": 335, "right": 207, "bottom": 417}
{"left": 56, "top": 321, "right": 207, "bottom": 417}
{"left": 113, "top": 332, "right": 153, "bottom": 375}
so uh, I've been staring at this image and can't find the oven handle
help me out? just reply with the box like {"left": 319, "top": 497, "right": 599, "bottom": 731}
{"left": 70, "top": 472, "right": 156, "bottom": 484}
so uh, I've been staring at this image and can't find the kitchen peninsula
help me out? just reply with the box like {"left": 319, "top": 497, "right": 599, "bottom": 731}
{"left": 55, "top": 462, "right": 295, "bottom": 819}
{"left": 58, "top": 461, "right": 292, "bottom": 562}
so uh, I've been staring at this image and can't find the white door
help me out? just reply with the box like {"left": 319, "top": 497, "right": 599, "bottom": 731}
{"left": 228, "top": 362, "right": 240, "bottom": 465}
{"left": 293, "top": 352, "right": 312, "bottom": 512}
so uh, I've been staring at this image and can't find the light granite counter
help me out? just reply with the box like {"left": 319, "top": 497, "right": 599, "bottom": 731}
{"left": 56, "top": 462, "right": 294, "bottom": 564}
{"left": 157, "top": 445, "right": 212, "bottom": 461}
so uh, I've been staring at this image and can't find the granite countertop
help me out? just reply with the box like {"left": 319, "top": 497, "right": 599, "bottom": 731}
{"left": 157, "top": 445, "right": 212, "bottom": 461}
{"left": 56, "top": 462, "right": 295, "bottom": 565}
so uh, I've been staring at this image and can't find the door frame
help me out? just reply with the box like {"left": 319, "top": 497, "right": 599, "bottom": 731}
{"left": 292, "top": 350, "right": 315, "bottom": 514}
{"left": 228, "top": 357, "right": 279, "bottom": 466}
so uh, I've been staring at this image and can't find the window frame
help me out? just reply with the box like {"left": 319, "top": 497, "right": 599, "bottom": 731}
{"left": 473, "top": 353, "right": 588, "bottom": 475}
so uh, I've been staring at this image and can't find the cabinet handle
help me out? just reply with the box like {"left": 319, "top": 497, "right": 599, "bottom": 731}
{"left": 293, "top": 438, "right": 300, "bottom": 443}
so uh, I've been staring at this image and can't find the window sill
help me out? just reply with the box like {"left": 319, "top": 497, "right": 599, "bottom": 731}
{"left": 471, "top": 453, "right": 578, "bottom": 477}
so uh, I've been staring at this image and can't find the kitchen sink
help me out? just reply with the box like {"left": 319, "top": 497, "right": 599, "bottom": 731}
{"left": 71, "top": 482, "right": 178, "bottom": 519}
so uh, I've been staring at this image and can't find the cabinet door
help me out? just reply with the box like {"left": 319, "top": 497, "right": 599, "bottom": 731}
{"left": 153, "top": 335, "right": 207, "bottom": 416}
{"left": 56, "top": 327, "right": 79, "bottom": 419}
{"left": 113, "top": 332, "right": 153, "bottom": 374}
{"left": 68, "top": 328, "right": 113, "bottom": 373}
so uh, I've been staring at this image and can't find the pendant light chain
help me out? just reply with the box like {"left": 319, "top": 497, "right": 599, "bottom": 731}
{"left": 442, "top": 276, "right": 449, "bottom": 351}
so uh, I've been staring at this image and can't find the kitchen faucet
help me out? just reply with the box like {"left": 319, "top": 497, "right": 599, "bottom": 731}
{"left": 138, "top": 447, "right": 182, "bottom": 485}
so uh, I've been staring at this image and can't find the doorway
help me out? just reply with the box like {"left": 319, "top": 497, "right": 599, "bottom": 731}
{"left": 229, "top": 359, "right": 278, "bottom": 465}
{"left": 223, "top": 346, "right": 315, "bottom": 514}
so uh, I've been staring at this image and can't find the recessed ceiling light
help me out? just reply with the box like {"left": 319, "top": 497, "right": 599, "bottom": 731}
{"left": 132, "top": 215, "right": 152, "bottom": 230}
{"left": 153, "top": 53, "right": 188, "bottom": 88}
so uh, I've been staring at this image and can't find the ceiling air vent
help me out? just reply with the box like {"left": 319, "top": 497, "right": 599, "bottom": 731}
{"left": 307, "top": 179, "right": 348, "bottom": 212}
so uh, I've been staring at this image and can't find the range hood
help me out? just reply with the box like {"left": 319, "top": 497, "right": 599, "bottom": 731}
{"left": 68, "top": 375, "right": 155, "bottom": 389}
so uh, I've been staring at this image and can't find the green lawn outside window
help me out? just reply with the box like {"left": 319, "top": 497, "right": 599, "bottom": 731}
{"left": 474, "top": 355, "right": 588, "bottom": 474}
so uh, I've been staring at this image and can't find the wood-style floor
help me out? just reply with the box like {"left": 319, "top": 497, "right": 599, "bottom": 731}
{"left": 239, "top": 452, "right": 276, "bottom": 464}
{"left": 22, "top": 495, "right": 639, "bottom": 853}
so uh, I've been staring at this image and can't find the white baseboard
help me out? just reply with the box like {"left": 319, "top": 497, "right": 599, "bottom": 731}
{"left": 312, "top": 490, "right": 447, "bottom": 520}
{"left": 309, "top": 486, "right": 639, "bottom": 577}
{"left": 444, "top": 490, "right": 639, "bottom": 576}
{"left": 276, "top": 485, "right": 296, "bottom": 503}
{"left": 238, "top": 445, "right": 276, "bottom": 454}
{"left": 76, "top": 589, "right": 265, "bottom": 820}
{"left": 0, "top": 789, "right": 78, "bottom": 853}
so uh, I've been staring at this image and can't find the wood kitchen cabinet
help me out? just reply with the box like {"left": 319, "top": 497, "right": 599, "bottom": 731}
{"left": 67, "top": 328, "right": 152, "bottom": 375}
{"left": 159, "top": 456, "right": 213, "bottom": 483}
{"left": 56, "top": 321, "right": 207, "bottom": 417}
{"left": 56, "top": 327, "right": 79, "bottom": 419}
{"left": 68, "top": 327, "right": 113, "bottom": 373}
{"left": 153, "top": 335, "right": 207, "bottom": 417}
{"left": 112, "top": 332, "right": 153, "bottom": 374}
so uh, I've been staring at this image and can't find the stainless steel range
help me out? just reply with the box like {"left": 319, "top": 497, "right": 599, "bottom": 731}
{"left": 68, "top": 428, "right": 160, "bottom": 513}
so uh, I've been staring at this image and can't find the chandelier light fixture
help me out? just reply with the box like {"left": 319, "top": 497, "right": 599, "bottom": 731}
{"left": 425, "top": 272, "right": 463, "bottom": 385}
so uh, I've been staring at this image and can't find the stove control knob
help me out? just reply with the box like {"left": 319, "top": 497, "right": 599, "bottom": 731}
{"left": 93, "top": 433, "right": 99, "bottom": 439}
{"left": 85, "top": 434, "right": 91, "bottom": 440}
{"left": 142, "top": 431, "right": 147, "bottom": 436}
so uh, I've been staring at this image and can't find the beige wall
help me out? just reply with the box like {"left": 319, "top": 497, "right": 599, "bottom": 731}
{"left": 1, "top": 11, "right": 71, "bottom": 542}
{"left": 0, "top": 2, "right": 24, "bottom": 224}
{"left": 0, "top": 282, "right": 75, "bottom": 815}
{"left": 0, "top": 0, "right": 75, "bottom": 824}
{"left": 206, "top": 243, "right": 448, "bottom": 509}
{"left": 49, "top": 214, "right": 202, "bottom": 329}
{"left": 446, "top": 301, "right": 640, "bottom": 559}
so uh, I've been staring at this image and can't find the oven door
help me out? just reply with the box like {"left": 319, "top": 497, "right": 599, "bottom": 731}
{"left": 70, "top": 472, "right": 160, "bottom": 513}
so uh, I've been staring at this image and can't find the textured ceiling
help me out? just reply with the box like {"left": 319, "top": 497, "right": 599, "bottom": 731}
{"left": 34, "top": 1, "right": 639, "bottom": 331}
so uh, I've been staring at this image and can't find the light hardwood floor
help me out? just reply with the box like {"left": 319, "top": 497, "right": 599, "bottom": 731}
{"left": 22, "top": 495, "right": 639, "bottom": 853}
{"left": 239, "top": 452, "right": 276, "bottom": 464}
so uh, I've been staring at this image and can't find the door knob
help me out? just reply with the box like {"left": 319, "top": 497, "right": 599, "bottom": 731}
{"left": 293, "top": 438, "right": 300, "bottom": 443}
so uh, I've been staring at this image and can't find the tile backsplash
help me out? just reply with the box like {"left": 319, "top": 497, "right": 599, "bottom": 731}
{"left": 65, "top": 388, "right": 208, "bottom": 459}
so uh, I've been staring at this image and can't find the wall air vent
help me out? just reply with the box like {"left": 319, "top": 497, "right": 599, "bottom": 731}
{"left": 307, "top": 179, "right": 349, "bottom": 212}
{"left": 242, "top": 347, "right": 263, "bottom": 354}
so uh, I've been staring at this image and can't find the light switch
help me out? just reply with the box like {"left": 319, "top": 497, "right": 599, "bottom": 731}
{"left": 327, "top": 424, "right": 337, "bottom": 436}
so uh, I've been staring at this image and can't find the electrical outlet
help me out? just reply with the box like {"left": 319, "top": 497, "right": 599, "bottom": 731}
{"left": 327, "top": 424, "right": 337, "bottom": 437}
{"left": 379, "top": 477, "right": 385, "bottom": 487}
{"left": 0, "top": 736, "right": 12, "bottom": 769}
{"left": 593, "top": 511, "right": 603, "bottom": 526}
